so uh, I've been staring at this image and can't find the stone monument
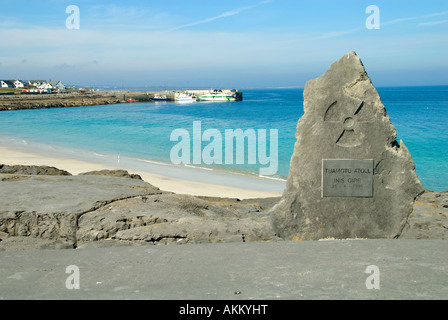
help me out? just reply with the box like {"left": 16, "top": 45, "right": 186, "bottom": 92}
{"left": 270, "top": 51, "right": 425, "bottom": 240}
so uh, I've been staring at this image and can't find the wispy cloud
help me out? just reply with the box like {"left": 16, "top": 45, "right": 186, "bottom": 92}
{"left": 166, "top": 0, "right": 272, "bottom": 32}
{"left": 418, "top": 19, "right": 448, "bottom": 27}
{"left": 382, "top": 10, "right": 448, "bottom": 26}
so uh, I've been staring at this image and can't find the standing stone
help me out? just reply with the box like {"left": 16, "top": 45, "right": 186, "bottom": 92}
{"left": 270, "top": 51, "right": 425, "bottom": 240}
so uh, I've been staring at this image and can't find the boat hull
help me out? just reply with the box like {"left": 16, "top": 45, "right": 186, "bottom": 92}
{"left": 197, "top": 96, "right": 236, "bottom": 102}
{"left": 151, "top": 98, "right": 171, "bottom": 102}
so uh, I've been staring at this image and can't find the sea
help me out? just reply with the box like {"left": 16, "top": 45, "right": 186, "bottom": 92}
{"left": 0, "top": 86, "right": 447, "bottom": 192}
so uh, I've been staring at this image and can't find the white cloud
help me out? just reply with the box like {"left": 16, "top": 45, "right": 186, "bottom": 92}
{"left": 0, "top": 4, "right": 446, "bottom": 87}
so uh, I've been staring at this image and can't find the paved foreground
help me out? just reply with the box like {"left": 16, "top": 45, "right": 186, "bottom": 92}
{"left": 0, "top": 239, "right": 446, "bottom": 300}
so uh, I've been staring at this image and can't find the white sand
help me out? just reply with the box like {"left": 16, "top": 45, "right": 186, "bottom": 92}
{"left": 0, "top": 145, "right": 284, "bottom": 199}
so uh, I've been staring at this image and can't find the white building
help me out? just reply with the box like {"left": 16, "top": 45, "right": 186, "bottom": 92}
{"left": 49, "top": 80, "right": 66, "bottom": 90}
{"left": 12, "top": 80, "right": 25, "bottom": 88}
{"left": 29, "top": 80, "right": 48, "bottom": 87}
{"left": 37, "top": 82, "right": 53, "bottom": 90}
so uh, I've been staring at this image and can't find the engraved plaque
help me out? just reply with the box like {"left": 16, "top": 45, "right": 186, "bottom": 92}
{"left": 322, "top": 159, "right": 374, "bottom": 197}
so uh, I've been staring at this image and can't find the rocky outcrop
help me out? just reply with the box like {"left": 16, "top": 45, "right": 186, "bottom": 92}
{"left": 0, "top": 170, "right": 280, "bottom": 250}
{"left": 79, "top": 169, "right": 142, "bottom": 180}
{"left": 76, "top": 194, "right": 278, "bottom": 247}
{"left": 0, "top": 164, "right": 72, "bottom": 176}
{"left": 0, "top": 168, "right": 448, "bottom": 250}
{"left": 0, "top": 174, "right": 163, "bottom": 248}
{"left": 0, "top": 165, "right": 445, "bottom": 251}
{"left": 400, "top": 191, "right": 448, "bottom": 239}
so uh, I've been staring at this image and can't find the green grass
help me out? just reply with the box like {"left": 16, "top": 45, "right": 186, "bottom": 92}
{"left": 0, "top": 88, "right": 21, "bottom": 94}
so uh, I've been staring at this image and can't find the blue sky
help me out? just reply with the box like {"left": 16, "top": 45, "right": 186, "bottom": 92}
{"left": 0, "top": 0, "right": 447, "bottom": 88}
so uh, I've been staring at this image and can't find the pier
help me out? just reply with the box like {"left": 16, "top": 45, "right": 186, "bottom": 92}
{"left": 0, "top": 89, "right": 243, "bottom": 111}
{"left": 120, "top": 89, "right": 243, "bottom": 102}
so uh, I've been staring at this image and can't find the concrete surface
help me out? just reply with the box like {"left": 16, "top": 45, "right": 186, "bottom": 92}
{"left": 0, "top": 239, "right": 446, "bottom": 300}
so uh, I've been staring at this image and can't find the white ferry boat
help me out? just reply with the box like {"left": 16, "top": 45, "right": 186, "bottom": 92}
{"left": 197, "top": 90, "right": 237, "bottom": 102}
{"left": 176, "top": 92, "right": 197, "bottom": 102}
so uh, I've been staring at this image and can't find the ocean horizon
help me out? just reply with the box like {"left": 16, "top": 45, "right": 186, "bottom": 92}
{"left": 0, "top": 86, "right": 447, "bottom": 192}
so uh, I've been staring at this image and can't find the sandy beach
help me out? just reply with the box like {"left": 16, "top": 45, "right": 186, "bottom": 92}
{"left": 0, "top": 143, "right": 285, "bottom": 199}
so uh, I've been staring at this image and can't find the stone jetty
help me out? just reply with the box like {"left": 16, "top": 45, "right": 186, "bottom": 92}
{"left": 0, "top": 89, "right": 243, "bottom": 111}
{"left": 0, "top": 92, "right": 123, "bottom": 111}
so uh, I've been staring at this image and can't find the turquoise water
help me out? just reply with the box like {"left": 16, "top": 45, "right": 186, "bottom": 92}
{"left": 0, "top": 87, "right": 447, "bottom": 191}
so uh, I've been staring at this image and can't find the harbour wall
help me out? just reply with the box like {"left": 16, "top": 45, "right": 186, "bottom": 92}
{"left": 118, "top": 89, "right": 243, "bottom": 102}
{"left": 0, "top": 89, "right": 243, "bottom": 111}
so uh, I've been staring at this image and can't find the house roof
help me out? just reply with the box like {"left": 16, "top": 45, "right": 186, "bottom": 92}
{"left": 3, "top": 80, "right": 15, "bottom": 86}
{"left": 29, "top": 80, "right": 47, "bottom": 84}
{"left": 49, "top": 80, "right": 65, "bottom": 85}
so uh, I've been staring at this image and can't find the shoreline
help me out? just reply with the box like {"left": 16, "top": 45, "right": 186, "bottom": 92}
{"left": 0, "top": 142, "right": 285, "bottom": 199}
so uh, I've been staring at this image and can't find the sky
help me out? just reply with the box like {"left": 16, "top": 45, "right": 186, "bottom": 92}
{"left": 0, "top": 0, "right": 447, "bottom": 88}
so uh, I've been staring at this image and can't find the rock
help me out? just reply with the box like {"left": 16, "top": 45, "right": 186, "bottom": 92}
{"left": 79, "top": 169, "right": 142, "bottom": 180}
{"left": 0, "top": 175, "right": 162, "bottom": 248}
{"left": 75, "top": 239, "right": 139, "bottom": 249}
{"left": 0, "top": 237, "right": 74, "bottom": 251}
{"left": 0, "top": 172, "right": 280, "bottom": 250}
{"left": 76, "top": 193, "right": 279, "bottom": 246}
{"left": 0, "top": 164, "right": 72, "bottom": 176}
{"left": 400, "top": 191, "right": 448, "bottom": 239}
{"left": 113, "top": 216, "right": 276, "bottom": 245}
{"left": 0, "top": 231, "right": 9, "bottom": 241}
{"left": 270, "top": 51, "right": 425, "bottom": 240}
{"left": 0, "top": 163, "right": 445, "bottom": 251}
